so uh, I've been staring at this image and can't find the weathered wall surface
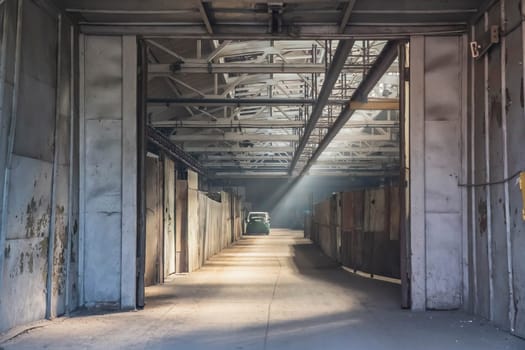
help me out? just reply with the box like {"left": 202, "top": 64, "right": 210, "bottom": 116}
{"left": 175, "top": 179, "right": 188, "bottom": 273}
{"left": 79, "top": 34, "right": 137, "bottom": 309}
{"left": 0, "top": 0, "right": 78, "bottom": 332}
{"left": 163, "top": 157, "right": 176, "bottom": 277}
{"left": 469, "top": 0, "right": 525, "bottom": 337}
{"left": 409, "top": 35, "right": 467, "bottom": 311}
{"left": 310, "top": 187, "right": 400, "bottom": 279}
{"left": 144, "top": 155, "right": 162, "bottom": 286}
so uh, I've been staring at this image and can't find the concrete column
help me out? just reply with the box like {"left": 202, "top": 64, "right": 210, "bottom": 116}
{"left": 79, "top": 35, "right": 137, "bottom": 309}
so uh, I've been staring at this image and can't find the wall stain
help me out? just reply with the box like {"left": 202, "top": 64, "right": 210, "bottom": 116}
{"left": 478, "top": 200, "right": 487, "bottom": 235}
{"left": 19, "top": 252, "right": 24, "bottom": 274}
{"left": 490, "top": 95, "right": 502, "bottom": 128}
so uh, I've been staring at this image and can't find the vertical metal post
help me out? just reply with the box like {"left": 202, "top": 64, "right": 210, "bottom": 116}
{"left": 501, "top": 0, "right": 516, "bottom": 333}
{"left": 78, "top": 32, "right": 85, "bottom": 307}
{"left": 470, "top": 23, "right": 479, "bottom": 315}
{"left": 46, "top": 12, "right": 62, "bottom": 320}
{"left": 65, "top": 23, "right": 76, "bottom": 315}
{"left": 460, "top": 34, "right": 470, "bottom": 311}
{"left": 483, "top": 12, "right": 494, "bottom": 322}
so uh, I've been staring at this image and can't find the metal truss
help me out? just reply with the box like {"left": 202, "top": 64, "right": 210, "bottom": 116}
{"left": 146, "top": 37, "right": 401, "bottom": 178}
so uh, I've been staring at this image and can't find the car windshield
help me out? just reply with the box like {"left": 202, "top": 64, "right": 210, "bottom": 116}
{"left": 249, "top": 213, "right": 267, "bottom": 220}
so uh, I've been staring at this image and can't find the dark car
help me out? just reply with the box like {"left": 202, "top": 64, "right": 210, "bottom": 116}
{"left": 246, "top": 212, "right": 270, "bottom": 234}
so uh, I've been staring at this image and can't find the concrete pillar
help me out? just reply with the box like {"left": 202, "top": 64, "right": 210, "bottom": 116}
{"left": 79, "top": 35, "right": 137, "bottom": 309}
{"left": 409, "top": 35, "right": 468, "bottom": 310}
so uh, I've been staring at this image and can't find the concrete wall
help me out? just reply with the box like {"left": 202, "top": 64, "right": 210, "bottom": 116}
{"left": 409, "top": 35, "right": 467, "bottom": 311}
{"left": 469, "top": 0, "right": 525, "bottom": 337}
{"left": 0, "top": 0, "right": 79, "bottom": 332}
{"left": 79, "top": 34, "right": 137, "bottom": 309}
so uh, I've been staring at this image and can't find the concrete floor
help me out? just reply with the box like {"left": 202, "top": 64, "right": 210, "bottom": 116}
{"left": 2, "top": 229, "right": 524, "bottom": 350}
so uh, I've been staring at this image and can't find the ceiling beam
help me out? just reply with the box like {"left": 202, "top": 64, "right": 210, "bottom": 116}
{"left": 298, "top": 40, "right": 401, "bottom": 176}
{"left": 171, "top": 133, "right": 299, "bottom": 142}
{"left": 151, "top": 118, "right": 398, "bottom": 129}
{"left": 149, "top": 62, "right": 372, "bottom": 74}
{"left": 183, "top": 146, "right": 294, "bottom": 153}
{"left": 148, "top": 97, "right": 347, "bottom": 106}
{"left": 196, "top": 0, "right": 214, "bottom": 34}
{"left": 152, "top": 119, "right": 305, "bottom": 128}
{"left": 288, "top": 39, "right": 355, "bottom": 173}
{"left": 339, "top": 0, "right": 357, "bottom": 33}
{"left": 79, "top": 24, "right": 467, "bottom": 38}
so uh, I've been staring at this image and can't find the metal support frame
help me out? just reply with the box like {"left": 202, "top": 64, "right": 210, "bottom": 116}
{"left": 288, "top": 40, "right": 355, "bottom": 173}
{"left": 147, "top": 126, "right": 206, "bottom": 175}
{"left": 148, "top": 97, "right": 347, "bottom": 106}
{"left": 296, "top": 40, "right": 400, "bottom": 176}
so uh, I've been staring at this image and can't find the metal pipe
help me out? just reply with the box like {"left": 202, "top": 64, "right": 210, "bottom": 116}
{"left": 65, "top": 23, "right": 75, "bottom": 315}
{"left": 148, "top": 97, "right": 348, "bottom": 106}
{"left": 289, "top": 40, "right": 355, "bottom": 173}
{"left": 46, "top": 12, "right": 62, "bottom": 320}
{"left": 469, "top": 22, "right": 479, "bottom": 316}
{"left": 77, "top": 33, "right": 86, "bottom": 307}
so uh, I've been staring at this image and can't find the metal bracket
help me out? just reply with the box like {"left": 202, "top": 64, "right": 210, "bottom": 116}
{"left": 470, "top": 25, "right": 500, "bottom": 60}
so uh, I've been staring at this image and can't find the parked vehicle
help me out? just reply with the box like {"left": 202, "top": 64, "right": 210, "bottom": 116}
{"left": 246, "top": 212, "right": 270, "bottom": 234}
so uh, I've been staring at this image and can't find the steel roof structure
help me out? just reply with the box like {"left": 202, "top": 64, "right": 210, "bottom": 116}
{"left": 55, "top": 0, "right": 487, "bottom": 178}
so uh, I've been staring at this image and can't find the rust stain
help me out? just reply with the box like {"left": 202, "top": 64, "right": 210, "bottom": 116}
{"left": 25, "top": 198, "right": 51, "bottom": 238}
{"left": 478, "top": 200, "right": 487, "bottom": 235}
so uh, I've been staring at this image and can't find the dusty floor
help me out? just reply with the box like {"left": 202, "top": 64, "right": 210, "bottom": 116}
{"left": 2, "top": 229, "right": 524, "bottom": 349}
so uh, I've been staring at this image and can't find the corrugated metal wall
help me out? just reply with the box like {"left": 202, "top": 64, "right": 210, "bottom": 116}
{"left": 310, "top": 186, "right": 400, "bottom": 279}
{"left": 469, "top": 0, "right": 525, "bottom": 337}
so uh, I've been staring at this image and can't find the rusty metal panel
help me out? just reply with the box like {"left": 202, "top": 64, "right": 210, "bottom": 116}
{"left": 341, "top": 192, "right": 354, "bottom": 231}
{"left": 175, "top": 179, "right": 188, "bottom": 273}
{"left": 144, "top": 155, "right": 161, "bottom": 286}
{"left": 364, "top": 188, "right": 385, "bottom": 232}
{"left": 389, "top": 187, "right": 400, "bottom": 241}
{"left": 187, "top": 187, "right": 199, "bottom": 272}
{"left": 163, "top": 158, "right": 175, "bottom": 277}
